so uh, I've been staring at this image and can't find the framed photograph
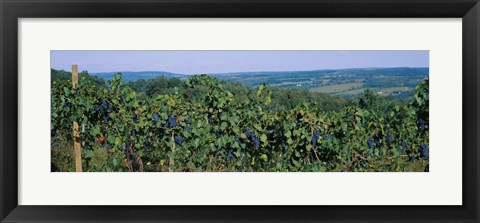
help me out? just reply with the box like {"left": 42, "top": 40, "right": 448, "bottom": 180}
{"left": 1, "top": 0, "right": 479, "bottom": 222}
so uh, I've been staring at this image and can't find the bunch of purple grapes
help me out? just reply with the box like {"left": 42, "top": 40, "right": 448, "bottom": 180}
{"left": 367, "top": 138, "right": 374, "bottom": 150}
{"left": 311, "top": 130, "right": 321, "bottom": 147}
{"left": 373, "top": 132, "right": 382, "bottom": 146}
{"left": 164, "top": 115, "right": 177, "bottom": 128}
{"left": 418, "top": 118, "right": 426, "bottom": 133}
{"left": 420, "top": 144, "right": 429, "bottom": 158}
{"left": 227, "top": 149, "right": 236, "bottom": 161}
{"left": 243, "top": 130, "right": 260, "bottom": 150}
{"left": 401, "top": 141, "right": 408, "bottom": 153}
{"left": 152, "top": 113, "right": 160, "bottom": 124}
{"left": 386, "top": 134, "right": 392, "bottom": 143}
{"left": 174, "top": 136, "right": 185, "bottom": 145}
{"left": 184, "top": 119, "right": 192, "bottom": 131}
{"left": 98, "top": 101, "right": 112, "bottom": 122}
{"left": 207, "top": 114, "right": 213, "bottom": 124}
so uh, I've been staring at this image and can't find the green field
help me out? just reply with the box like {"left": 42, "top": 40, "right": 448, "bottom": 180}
{"left": 311, "top": 82, "right": 363, "bottom": 94}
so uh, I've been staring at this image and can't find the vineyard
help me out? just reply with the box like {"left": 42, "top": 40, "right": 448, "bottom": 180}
{"left": 51, "top": 73, "right": 429, "bottom": 172}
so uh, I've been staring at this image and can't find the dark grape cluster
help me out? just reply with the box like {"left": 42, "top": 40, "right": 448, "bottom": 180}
{"left": 254, "top": 138, "right": 260, "bottom": 150}
{"left": 386, "top": 134, "right": 392, "bottom": 143}
{"left": 184, "top": 119, "right": 193, "bottom": 131}
{"left": 53, "top": 139, "right": 60, "bottom": 148}
{"left": 243, "top": 130, "right": 253, "bottom": 138}
{"left": 311, "top": 130, "right": 321, "bottom": 147}
{"left": 51, "top": 128, "right": 57, "bottom": 137}
{"left": 164, "top": 115, "right": 177, "bottom": 128}
{"left": 409, "top": 156, "right": 416, "bottom": 163}
{"left": 124, "top": 140, "right": 130, "bottom": 153}
{"left": 401, "top": 141, "right": 407, "bottom": 153}
{"left": 152, "top": 113, "right": 160, "bottom": 123}
{"left": 98, "top": 100, "right": 112, "bottom": 122}
{"left": 373, "top": 132, "right": 382, "bottom": 146}
{"left": 244, "top": 130, "right": 260, "bottom": 150}
{"left": 99, "top": 101, "right": 111, "bottom": 112}
{"left": 227, "top": 149, "right": 236, "bottom": 161}
{"left": 207, "top": 114, "right": 213, "bottom": 124}
{"left": 256, "top": 113, "right": 261, "bottom": 120}
{"left": 418, "top": 118, "right": 426, "bottom": 133}
{"left": 174, "top": 136, "right": 185, "bottom": 145}
{"left": 131, "top": 129, "right": 136, "bottom": 137}
{"left": 367, "top": 138, "right": 374, "bottom": 150}
{"left": 420, "top": 143, "right": 429, "bottom": 158}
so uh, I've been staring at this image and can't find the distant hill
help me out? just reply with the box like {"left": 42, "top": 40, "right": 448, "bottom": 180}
{"left": 91, "top": 71, "right": 188, "bottom": 82}
{"left": 89, "top": 67, "right": 428, "bottom": 99}
{"left": 51, "top": 69, "right": 106, "bottom": 88}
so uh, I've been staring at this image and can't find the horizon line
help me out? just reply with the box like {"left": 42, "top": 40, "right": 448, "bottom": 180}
{"left": 52, "top": 66, "right": 429, "bottom": 75}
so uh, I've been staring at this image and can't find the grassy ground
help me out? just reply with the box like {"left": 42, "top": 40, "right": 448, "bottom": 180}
{"left": 311, "top": 82, "right": 363, "bottom": 93}
{"left": 329, "top": 86, "right": 412, "bottom": 97}
{"left": 277, "top": 80, "right": 311, "bottom": 86}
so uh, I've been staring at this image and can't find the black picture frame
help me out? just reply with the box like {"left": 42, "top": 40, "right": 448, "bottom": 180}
{"left": 1, "top": 0, "right": 479, "bottom": 222}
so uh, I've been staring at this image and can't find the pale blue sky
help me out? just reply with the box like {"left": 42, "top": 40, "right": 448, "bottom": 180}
{"left": 51, "top": 50, "right": 429, "bottom": 74}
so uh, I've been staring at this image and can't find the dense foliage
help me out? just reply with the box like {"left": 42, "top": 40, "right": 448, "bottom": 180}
{"left": 51, "top": 72, "right": 429, "bottom": 172}
{"left": 124, "top": 75, "right": 349, "bottom": 112}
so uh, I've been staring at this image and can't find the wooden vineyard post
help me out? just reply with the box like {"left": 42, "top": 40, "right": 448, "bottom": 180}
{"left": 72, "top": 64, "right": 82, "bottom": 172}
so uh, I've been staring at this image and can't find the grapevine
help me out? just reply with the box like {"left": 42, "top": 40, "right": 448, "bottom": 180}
{"left": 51, "top": 73, "right": 429, "bottom": 172}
